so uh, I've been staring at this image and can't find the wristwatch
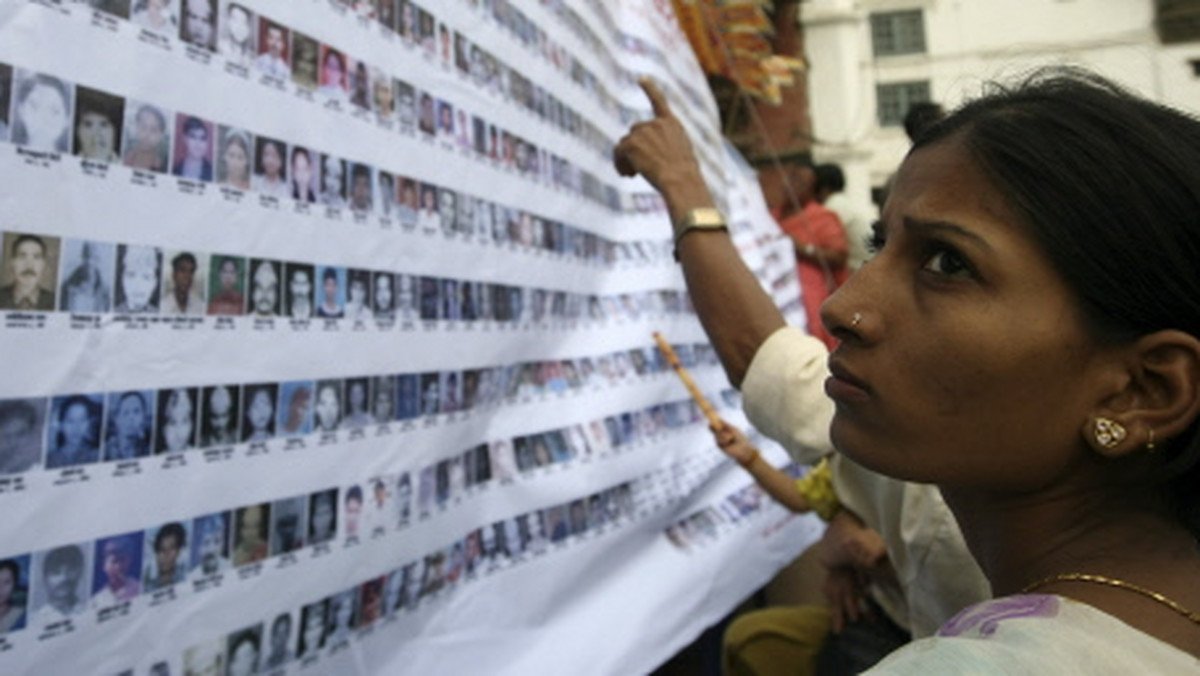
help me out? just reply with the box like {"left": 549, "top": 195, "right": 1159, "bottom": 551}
{"left": 673, "top": 207, "right": 728, "bottom": 259}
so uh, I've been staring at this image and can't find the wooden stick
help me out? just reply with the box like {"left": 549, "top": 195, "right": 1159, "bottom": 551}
{"left": 652, "top": 332, "right": 723, "bottom": 430}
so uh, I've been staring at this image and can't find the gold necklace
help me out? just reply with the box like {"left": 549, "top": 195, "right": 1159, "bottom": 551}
{"left": 1021, "top": 572, "right": 1200, "bottom": 626}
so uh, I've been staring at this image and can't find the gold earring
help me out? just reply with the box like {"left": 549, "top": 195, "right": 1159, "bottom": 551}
{"left": 1146, "top": 428, "right": 1156, "bottom": 452}
{"left": 1093, "top": 417, "right": 1127, "bottom": 449}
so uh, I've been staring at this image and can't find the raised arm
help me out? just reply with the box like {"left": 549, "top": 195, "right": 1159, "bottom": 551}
{"left": 613, "top": 79, "right": 785, "bottom": 387}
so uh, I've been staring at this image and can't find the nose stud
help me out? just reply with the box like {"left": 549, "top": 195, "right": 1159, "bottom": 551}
{"left": 850, "top": 312, "right": 863, "bottom": 328}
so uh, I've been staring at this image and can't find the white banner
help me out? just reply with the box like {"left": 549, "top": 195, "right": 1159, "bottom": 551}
{"left": 0, "top": 1, "right": 819, "bottom": 673}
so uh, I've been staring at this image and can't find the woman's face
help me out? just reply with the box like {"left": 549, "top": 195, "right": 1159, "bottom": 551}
{"left": 349, "top": 280, "right": 366, "bottom": 305}
{"left": 323, "top": 53, "right": 344, "bottom": 87}
{"left": 240, "top": 506, "right": 263, "bottom": 545}
{"left": 292, "top": 151, "right": 311, "bottom": 188}
{"left": 302, "top": 606, "right": 325, "bottom": 647}
{"left": 228, "top": 6, "right": 250, "bottom": 43}
{"left": 261, "top": 142, "right": 282, "bottom": 178}
{"left": 823, "top": 138, "right": 1102, "bottom": 491}
{"left": 348, "top": 383, "right": 366, "bottom": 411}
{"left": 228, "top": 641, "right": 257, "bottom": 676}
{"left": 323, "top": 276, "right": 338, "bottom": 304}
{"left": 77, "top": 111, "right": 115, "bottom": 159}
{"left": 223, "top": 138, "right": 249, "bottom": 181}
{"left": 163, "top": 391, "right": 194, "bottom": 452}
{"left": 134, "top": 109, "right": 164, "bottom": 151}
{"left": 311, "top": 497, "right": 333, "bottom": 538}
{"left": 219, "top": 260, "right": 237, "bottom": 291}
{"left": 375, "top": 276, "right": 393, "bottom": 310}
{"left": 373, "top": 387, "right": 393, "bottom": 420}
{"left": 115, "top": 394, "right": 146, "bottom": 440}
{"left": 315, "top": 386, "right": 340, "bottom": 430}
{"left": 61, "top": 403, "right": 90, "bottom": 448}
{"left": 122, "top": 248, "right": 158, "bottom": 310}
{"left": 248, "top": 390, "right": 273, "bottom": 430}
{"left": 20, "top": 82, "right": 68, "bottom": 147}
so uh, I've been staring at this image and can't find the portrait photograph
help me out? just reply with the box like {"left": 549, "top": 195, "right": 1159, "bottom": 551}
{"left": 377, "top": 170, "right": 396, "bottom": 217}
{"left": 199, "top": 384, "right": 240, "bottom": 447}
{"left": 277, "top": 380, "right": 314, "bottom": 437}
{"left": 311, "top": 379, "right": 342, "bottom": 433}
{"left": 372, "top": 68, "right": 394, "bottom": 123}
{"left": 30, "top": 543, "right": 91, "bottom": 626}
{"left": 318, "top": 45, "right": 348, "bottom": 104}
{"left": 315, "top": 265, "right": 345, "bottom": 318}
{"left": 348, "top": 163, "right": 374, "bottom": 214}
{"left": 72, "top": 86, "right": 124, "bottom": 163}
{"left": 375, "top": 0, "right": 395, "bottom": 30}
{"left": 418, "top": 372, "right": 441, "bottom": 416}
{"left": 269, "top": 496, "right": 307, "bottom": 556}
{"left": 344, "top": 268, "right": 372, "bottom": 320}
{"left": 216, "top": 125, "right": 253, "bottom": 190}
{"left": 288, "top": 145, "right": 317, "bottom": 203}
{"left": 220, "top": 2, "right": 257, "bottom": 68}
{"left": 348, "top": 58, "right": 371, "bottom": 111}
{"left": 418, "top": 276, "right": 440, "bottom": 320}
{"left": 206, "top": 254, "right": 246, "bottom": 315}
{"left": 162, "top": 249, "right": 209, "bottom": 315}
{"left": 357, "top": 576, "right": 385, "bottom": 628}
{"left": 417, "top": 90, "right": 435, "bottom": 136}
{"left": 254, "top": 17, "right": 291, "bottom": 81}
{"left": 0, "top": 555, "right": 30, "bottom": 635}
{"left": 369, "top": 375, "right": 395, "bottom": 424}
{"left": 232, "top": 503, "right": 271, "bottom": 567}
{"left": 0, "top": 232, "right": 59, "bottom": 311}
{"left": 155, "top": 387, "right": 198, "bottom": 454}
{"left": 112, "top": 243, "right": 163, "bottom": 314}
{"left": 341, "top": 485, "right": 363, "bottom": 541}
{"left": 341, "top": 377, "right": 372, "bottom": 429}
{"left": 240, "top": 382, "right": 277, "bottom": 442}
{"left": 91, "top": 531, "right": 143, "bottom": 609}
{"left": 395, "top": 176, "right": 418, "bottom": 227}
{"left": 307, "top": 488, "right": 337, "bottom": 546}
{"left": 142, "top": 521, "right": 190, "bottom": 592}
{"left": 172, "top": 114, "right": 214, "bottom": 181}
{"left": 45, "top": 393, "right": 103, "bottom": 469}
{"left": 395, "top": 78, "right": 416, "bottom": 132}
{"left": 318, "top": 153, "right": 346, "bottom": 208}
{"left": 395, "top": 272, "right": 417, "bottom": 320}
{"left": 324, "top": 588, "right": 358, "bottom": 644}
{"left": 179, "top": 0, "right": 217, "bottom": 50}
{"left": 103, "top": 390, "right": 155, "bottom": 461}
{"left": 121, "top": 100, "right": 171, "bottom": 173}
{"left": 297, "top": 599, "right": 327, "bottom": 658}
{"left": 10, "top": 69, "right": 73, "bottom": 153}
{"left": 291, "top": 30, "right": 319, "bottom": 90}
{"left": 395, "top": 373, "right": 419, "bottom": 420}
{"left": 226, "top": 624, "right": 263, "bottom": 676}
{"left": 190, "top": 511, "right": 230, "bottom": 579}
{"left": 371, "top": 269, "right": 394, "bottom": 320}
{"left": 131, "top": 0, "right": 179, "bottom": 33}
{"left": 284, "top": 261, "right": 315, "bottom": 319}
{"left": 0, "top": 398, "right": 45, "bottom": 475}
{"left": 397, "top": 0, "right": 415, "bottom": 42}
{"left": 182, "top": 640, "right": 225, "bottom": 676}
{"left": 252, "top": 134, "right": 288, "bottom": 198}
{"left": 0, "top": 62, "right": 10, "bottom": 143}
{"left": 263, "top": 611, "right": 294, "bottom": 670}
{"left": 247, "top": 258, "right": 281, "bottom": 317}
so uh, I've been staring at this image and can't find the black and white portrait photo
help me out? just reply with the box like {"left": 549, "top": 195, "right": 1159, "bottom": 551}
{"left": 10, "top": 70, "right": 73, "bottom": 153}
{"left": 113, "top": 243, "right": 163, "bottom": 313}
{"left": 0, "top": 398, "right": 46, "bottom": 475}
{"left": 0, "top": 232, "right": 59, "bottom": 311}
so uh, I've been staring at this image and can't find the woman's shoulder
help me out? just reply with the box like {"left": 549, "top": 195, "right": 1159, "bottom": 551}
{"left": 865, "top": 595, "right": 1200, "bottom": 674}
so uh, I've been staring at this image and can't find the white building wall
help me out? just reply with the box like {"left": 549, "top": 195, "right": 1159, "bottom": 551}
{"left": 800, "top": 0, "right": 1200, "bottom": 215}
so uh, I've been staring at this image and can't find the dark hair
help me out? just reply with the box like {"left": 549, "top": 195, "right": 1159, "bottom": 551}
{"left": 0, "top": 399, "right": 38, "bottom": 430}
{"left": 254, "top": 137, "right": 286, "bottom": 177}
{"left": 916, "top": 68, "right": 1200, "bottom": 538}
{"left": 10, "top": 234, "right": 45, "bottom": 257}
{"left": 55, "top": 395, "right": 100, "bottom": 447}
{"left": 814, "top": 163, "right": 845, "bottom": 194}
{"left": 903, "top": 101, "right": 944, "bottom": 143}
{"left": 43, "top": 545, "right": 83, "bottom": 573}
{"left": 0, "top": 558, "right": 21, "bottom": 581}
{"left": 322, "top": 267, "right": 338, "bottom": 284}
{"left": 156, "top": 522, "right": 187, "bottom": 550}
{"left": 345, "top": 485, "right": 363, "bottom": 503}
{"left": 171, "top": 252, "right": 197, "bottom": 272}
{"left": 181, "top": 116, "right": 207, "bottom": 138}
{"left": 228, "top": 628, "right": 261, "bottom": 659}
{"left": 13, "top": 74, "right": 70, "bottom": 147}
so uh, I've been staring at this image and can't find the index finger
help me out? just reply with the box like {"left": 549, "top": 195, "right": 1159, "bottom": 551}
{"left": 638, "top": 77, "right": 672, "bottom": 119}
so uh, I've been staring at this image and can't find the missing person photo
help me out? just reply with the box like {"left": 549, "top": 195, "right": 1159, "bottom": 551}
{"left": 240, "top": 382, "right": 277, "bottom": 442}
{"left": 311, "top": 379, "right": 342, "bottom": 433}
{"left": 395, "top": 373, "right": 419, "bottom": 420}
{"left": 277, "top": 380, "right": 314, "bottom": 437}
{"left": 142, "top": 521, "right": 189, "bottom": 591}
{"left": 284, "top": 262, "right": 315, "bottom": 319}
{"left": 103, "top": 390, "right": 154, "bottom": 461}
{"left": 418, "top": 276, "right": 439, "bottom": 320}
{"left": 289, "top": 145, "right": 316, "bottom": 203}
{"left": 254, "top": 17, "right": 290, "bottom": 81}
{"left": 344, "top": 268, "right": 371, "bottom": 320}
{"left": 318, "top": 45, "right": 348, "bottom": 104}
{"left": 113, "top": 243, "right": 163, "bottom": 313}
{"left": 315, "top": 265, "right": 345, "bottom": 318}
{"left": 307, "top": 488, "right": 337, "bottom": 546}
{"left": 162, "top": 250, "right": 208, "bottom": 315}
{"left": 372, "top": 68, "right": 394, "bottom": 123}
{"left": 121, "top": 100, "right": 171, "bottom": 172}
{"left": 155, "top": 387, "right": 198, "bottom": 454}
{"left": 395, "top": 79, "right": 416, "bottom": 132}
{"left": 318, "top": 153, "right": 346, "bottom": 208}
{"left": 179, "top": 0, "right": 217, "bottom": 50}
{"left": 342, "top": 378, "right": 371, "bottom": 429}
{"left": 199, "top": 384, "right": 239, "bottom": 447}
{"left": 291, "top": 30, "right": 319, "bottom": 90}
{"left": 371, "top": 270, "right": 394, "bottom": 320}
{"left": 220, "top": 2, "right": 257, "bottom": 68}
{"left": 225, "top": 624, "right": 263, "bottom": 676}
{"left": 190, "top": 511, "right": 230, "bottom": 579}
{"left": 369, "top": 375, "right": 395, "bottom": 424}
{"left": 297, "top": 599, "right": 327, "bottom": 658}
{"left": 0, "top": 555, "right": 30, "bottom": 635}
{"left": 0, "top": 398, "right": 45, "bottom": 475}
{"left": 348, "top": 59, "right": 370, "bottom": 111}
{"left": 45, "top": 393, "right": 103, "bottom": 469}
{"left": 216, "top": 125, "right": 253, "bottom": 190}
{"left": 247, "top": 258, "right": 281, "bottom": 316}
{"left": 231, "top": 503, "right": 271, "bottom": 567}
{"left": 252, "top": 134, "right": 287, "bottom": 197}
{"left": 206, "top": 254, "right": 245, "bottom": 315}
{"left": 172, "top": 114, "right": 214, "bottom": 181}
{"left": 132, "top": 0, "right": 179, "bottom": 34}
{"left": 0, "top": 232, "right": 59, "bottom": 311}
{"left": 91, "top": 531, "right": 143, "bottom": 609}
{"left": 348, "top": 163, "right": 374, "bottom": 214}
{"left": 10, "top": 70, "right": 73, "bottom": 153}
{"left": 72, "top": 86, "right": 124, "bottom": 163}
{"left": 30, "top": 543, "right": 91, "bottom": 626}
{"left": 269, "top": 496, "right": 307, "bottom": 555}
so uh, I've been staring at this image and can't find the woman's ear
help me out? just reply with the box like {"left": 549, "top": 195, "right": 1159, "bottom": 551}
{"left": 1083, "top": 330, "right": 1200, "bottom": 458}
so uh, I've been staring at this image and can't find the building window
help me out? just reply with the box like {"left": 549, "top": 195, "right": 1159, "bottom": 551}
{"left": 877, "top": 81, "right": 931, "bottom": 127}
{"left": 870, "top": 10, "right": 927, "bottom": 57}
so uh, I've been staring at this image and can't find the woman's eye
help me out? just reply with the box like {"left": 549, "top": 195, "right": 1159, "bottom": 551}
{"left": 922, "top": 246, "right": 972, "bottom": 277}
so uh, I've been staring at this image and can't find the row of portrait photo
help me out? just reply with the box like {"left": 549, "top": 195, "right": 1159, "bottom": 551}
{"left": 12, "top": 478, "right": 639, "bottom": 674}
{"left": 0, "top": 58, "right": 620, "bottom": 222}
{"left": 0, "top": 340, "right": 721, "bottom": 474}
{"left": 0, "top": 229, "right": 688, "bottom": 318}
{"left": 35, "top": 0, "right": 627, "bottom": 211}
{"left": 664, "top": 459, "right": 802, "bottom": 552}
